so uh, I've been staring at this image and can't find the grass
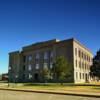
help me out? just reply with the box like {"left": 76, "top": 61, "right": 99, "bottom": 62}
{"left": 0, "top": 82, "right": 100, "bottom": 93}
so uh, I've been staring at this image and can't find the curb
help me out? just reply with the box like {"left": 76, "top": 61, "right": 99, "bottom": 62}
{"left": 0, "top": 88, "right": 100, "bottom": 98}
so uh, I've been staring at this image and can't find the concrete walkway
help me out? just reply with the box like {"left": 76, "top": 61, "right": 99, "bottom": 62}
{"left": 0, "top": 87, "right": 100, "bottom": 98}
{"left": 0, "top": 90, "right": 100, "bottom": 100}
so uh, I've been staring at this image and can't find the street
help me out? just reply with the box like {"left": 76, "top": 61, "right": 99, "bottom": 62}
{"left": 0, "top": 90, "right": 99, "bottom": 100}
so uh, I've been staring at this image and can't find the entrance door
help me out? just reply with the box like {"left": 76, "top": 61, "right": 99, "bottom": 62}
{"left": 34, "top": 73, "right": 39, "bottom": 82}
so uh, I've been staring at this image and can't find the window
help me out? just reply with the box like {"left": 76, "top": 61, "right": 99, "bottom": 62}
{"left": 76, "top": 60, "right": 77, "bottom": 67}
{"left": 87, "top": 55, "right": 88, "bottom": 61}
{"left": 89, "top": 57, "right": 90, "bottom": 62}
{"left": 36, "top": 53, "right": 39, "bottom": 59}
{"left": 85, "top": 64, "right": 87, "bottom": 70}
{"left": 44, "top": 63, "right": 48, "bottom": 69}
{"left": 79, "top": 50, "right": 81, "bottom": 58}
{"left": 83, "top": 73, "right": 84, "bottom": 79}
{"left": 80, "top": 73, "right": 81, "bottom": 79}
{"left": 35, "top": 53, "right": 39, "bottom": 63}
{"left": 75, "top": 48, "right": 77, "bottom": 56}
{"left": 44, "top": 52, "right": 48, "bottom": 59}
{"left": 82, "top": 62, "right": 84, "bottom": 69}
{"left": 28, "top": 64, "right": 32, "bottom": 71}
{"left": 76, "top": 72, "right": 78, "bottom": 79}
{"left": 23, "top": 56, "right": 26, "bottom": 62}
{"left": 82, "top": 52, "right": 84, "bottom": 59}
{"left": 36, "top": 64, "right": 39, "bottom": 70}
{"left": 50, "top": 51, "right": 53, "bottom": 58}
{"left": 28, "top": 55, "right": 32, "bottom": 61}
{"left": 79, "top": 61, "right": 81, "bottom": 68}
{"left": 85, "top": 63, "right": 86, "bottom": 70}
{"left": 84, "top": 54, "right": 86, "bottom": 60}
{"left": 50, "top": 62, "right": 53, "bottom": 69}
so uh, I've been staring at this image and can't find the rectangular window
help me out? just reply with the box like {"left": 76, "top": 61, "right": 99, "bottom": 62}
{"left": 75, "top": 48, "right": 77, "bottom": 56}
{"left": 50, "top": 51, "right": 53, "bottom": 63}
{"left": 44, "top": 63, "right": 48, "bottom": 69}
{"left": 23, "top": 56, "right": 26, "bottom": 62}
{"left": 28, "top": 55, "right": 32, "bottom": 61}
{"left": 50, "top": 62, "right": 53, "bottom": 69}
{"left": 76, "top": 60, "right": 77, "bottom": 67}
{"left": 79, "top": 61, "right": 81, "bottom": 68}
{"left": 44, "top": 52, "right": 48, "bottom": 59}
{"left": 82, "top": 52, "right": 84, "bottom": 59}
{"left": 79, "top": 50, "right": 81, "bottom": 58}
{"left": 36, "top": 64, "right": 39, "bottom": 70}
{"left": 89, "top": 57, "right": 90, "bottom": 62}
{"left": 35, "top": 53, "right": 39, "bottom": 63}
{"left": 50, "top": 51, "right": 53, "bottom": 58}
{"left": 80, "top": 73, "right": 81, "bottom": 79}
{"left": 76, "top": 72, "right": 78, "bottom": 79}
{"left": 84, "top": 55, "right": 86, "bottom": 60}
{"left": 28, "top": 64, "right": 32, "bottom": 71}
{"left": 82, "top": 62, "right": 84, "bottom": 69}
{"left": 83, "top": 73, "right": 84, "bottom": 79}
{"left": 36, "top": 53, "right": 39, "bottom": 59}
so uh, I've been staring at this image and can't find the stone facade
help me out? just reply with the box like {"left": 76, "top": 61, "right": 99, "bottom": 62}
{"left": 8, "top": 38, "right": 93, "bottom": 83}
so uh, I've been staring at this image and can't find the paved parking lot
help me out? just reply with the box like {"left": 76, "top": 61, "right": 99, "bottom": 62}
{"left": 0, "top": 90, "right": 100, "bottom": 100}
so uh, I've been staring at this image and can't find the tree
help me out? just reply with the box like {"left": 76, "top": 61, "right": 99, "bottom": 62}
{"left": 41, "top": 67, "right": 51, "bottom": 83}
{"left": 51, "top": 56, "right": 72, "bottom": 82}
{"left": 90, "top": 49, "right": 100, "bottom": 80}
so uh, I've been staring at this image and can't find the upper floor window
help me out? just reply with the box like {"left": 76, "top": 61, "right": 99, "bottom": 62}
{"left": 87, "top": 55, "right": 88, "bottom": 61}
{"left": 82, "top": 62, "right": 84, "bottom": 68}
{"left": 44, "top": 52, "right": 48, "bottom": 59}
{"left": 23, "top": 56, "right": 26, "bottom": 62}
{"left": 78, "top": 50, "right": 81, "bottom": 58}
{"left": 82, "top": 52, "right": 84, "bottom": 59}
{"left": 75, "top": 48, "right": 77, "bottom": 56}
{"left": 85, "top": 63, "right": 86, "bottom": 70}
{"left": 79, "top": 61, "right": 81, "bottom": 68}
{"left": 84, "top": 54, "right": 86, "bottom": 60}
{"left": 76, "top": 60, "right": 77, "bottom": 67}
{"left": 28, "top": 55, "right": 32, "bottom": 61}
{"left": 50, "top": 51, "right": 53, "bottom": 58}
{"left": 88, "top": 56, "right": 89, "bottom": 62}
{"left": 36, "top": 53, "right": 39, "bottom": 59}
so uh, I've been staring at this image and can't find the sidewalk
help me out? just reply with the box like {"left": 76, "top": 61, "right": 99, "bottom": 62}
{"left": 0, "top": 87, "right": 100, "bottom": 98}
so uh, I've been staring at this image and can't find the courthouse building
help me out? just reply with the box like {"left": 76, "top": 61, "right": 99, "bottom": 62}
{"left": 8, "top": 38, "right": 93, "bottom": 83}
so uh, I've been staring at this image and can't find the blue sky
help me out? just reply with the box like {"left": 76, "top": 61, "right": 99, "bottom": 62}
{"left": 0, "top": 0, "right": 100, "bottom": 74}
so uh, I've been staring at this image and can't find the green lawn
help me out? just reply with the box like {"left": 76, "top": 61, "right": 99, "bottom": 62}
{"left": 0, "top": 83, "right": 100, "bottom": 93}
